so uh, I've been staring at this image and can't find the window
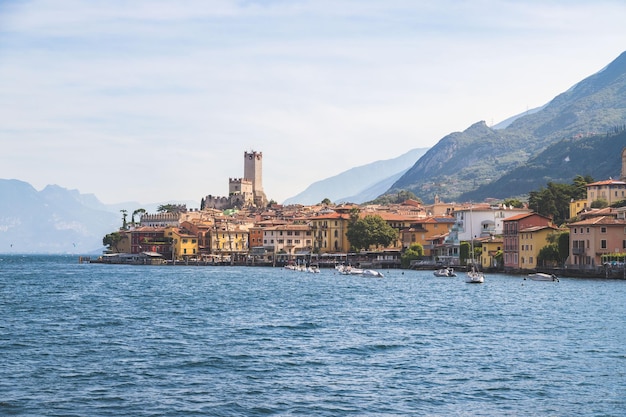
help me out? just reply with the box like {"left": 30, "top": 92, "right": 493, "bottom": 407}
{"left": 601, "top": 227, "right": 607, "bottom": 233}
{"left": 586, "top": 228, "right": 590, "bottom": 233}
{"left": 601, "top": 240, "right": 607, "bottom": 249}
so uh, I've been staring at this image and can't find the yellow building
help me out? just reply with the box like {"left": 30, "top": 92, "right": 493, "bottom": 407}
{"left": 165, "top": 227, "right": 198, "bottom": 261}
{"left": 309, "top": 211, "right": 351, "bottom": 253}
{"left": 210, "top": 221, "right": 249, "bottom": 261}
{"left": 479, "top": 237, "right": 503, "bottom": 270}
{"left": 569, "top": 199, "right": 588, "bottom": 220}
{"left": 518, "top": 225, "right": 557, "bottom": 271}
{"left": 400, "top": 216, "right": 456, "bottom": 256}
{"left": 586, "top": 179, "right": 626, "bottom": 206}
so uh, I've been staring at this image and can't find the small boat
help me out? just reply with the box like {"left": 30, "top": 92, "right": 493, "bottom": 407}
{"left": 527, "top": 272, "right": 559, "bottom": 282}
{"left": 336, "top": 265, "right": 364, "bottom": 275}
{"left": 466, "top": 263, "right": 484, "bottom": 284}
{"left": 465, "top": 205, "right": 485, "bottom": 284}
{"left": 336, "top": 264, "right": 383, "bottom": 277}
{"left": 362, "top": 269, "right": 384, "bottom": 278}
{"left": 434, "top": 267, "right": 456, "bottom": 277}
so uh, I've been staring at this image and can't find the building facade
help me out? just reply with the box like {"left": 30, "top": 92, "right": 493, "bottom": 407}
{"left": 567, "top": 210, "right": 626, "bottom": 269}
{"left": 518, "top": 225, "right": 558, "bottom": 270}
{"left": 502, "top": 213, "right": 555, "bottom": 271}
{"left": 454, "top": 204, "right": 531, "bottom": 241}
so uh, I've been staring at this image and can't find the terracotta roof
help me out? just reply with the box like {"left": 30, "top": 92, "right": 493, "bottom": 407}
{"left": 568, "top": 216, "right": 626, "bottom": 226}
{"left": 519, "top": 225, "right": 557, "bottom": 233}
{"left": 502, "top": 213, "right": 535, "bottom": 221}
{"left": 586, "top": 179, "right": 626, "bottom": 186}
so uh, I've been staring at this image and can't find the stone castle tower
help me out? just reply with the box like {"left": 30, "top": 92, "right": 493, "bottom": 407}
{"left": 202, "top": 150, "right": 268, "bottom": 210}
{"left": 243, "top": 151, "right": 267, "bottom": 207}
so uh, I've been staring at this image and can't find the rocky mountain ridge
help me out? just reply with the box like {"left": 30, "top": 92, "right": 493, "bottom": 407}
{"left": 388, "top": 50, "right": 626, "bottom": 202}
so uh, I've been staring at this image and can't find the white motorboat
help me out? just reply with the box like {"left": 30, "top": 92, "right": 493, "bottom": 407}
{"left": 434, "top": 267, "right": 456, "bottom": 277}
{"left": 527, "top": 272, "right": 559, "bottom": 282}
{"left": 362, "top": 269, "right": 384, "bottom": 278}
{"left": 336, "top": 264, "right": 383, "bottom": 277}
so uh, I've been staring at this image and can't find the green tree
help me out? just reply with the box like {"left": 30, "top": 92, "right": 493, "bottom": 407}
{"left": 131, "top": 208, "right": 146, "bottom": 225}
{"left": 528, "top": 176, "right": 594, "bottom": 224}
{"left": 590, "top": 199, "right": 609, "bottom": 208}
{"left": 539, "top": 230, "right": 569, "bottom": 266}
{"left": 103, "top": 232, "right": 124, "bottom": 252}
{"left": 528, "top": 182, "right": 573, "bottom": 225}
{"left": 537, "top": 244, "right": 560, "bottom": 267}
{"left": 157, "top": 204, "right": 183, "bottom": 213}
{"left": 572, "top": 175, "right": 594, "bottom": 200}
{"left": 120, "top": 209, "right": 128, "bottom": 230}
{"left": 321, "top": 198, "right": 332, "bottom": 205}
{"left": 346, "top": 215, "right": 398, "bottom": 251}
{"left": 401, "top": 243, "right": 424, "bottom": 268}
{"left": 368, "top": 190, "right": 421, "bottom": 205}
{"left": 502, "top": 198, "right": 524, "bottom": 208}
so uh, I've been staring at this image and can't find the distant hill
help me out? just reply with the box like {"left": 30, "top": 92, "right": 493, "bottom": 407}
{"left": 460, "top": 129, "right": 626, "bottom": 201}
{"left": 0, "top": 179, "right": 198, "bottom": 254}
{"left": 0, "top": 180, "right": 118, "bottom": 253}
{"left": 282, "top": 148, "right": 429, "bottom": 205}
{"left": 388, "top": 50, "right": 626, "bottom": 203}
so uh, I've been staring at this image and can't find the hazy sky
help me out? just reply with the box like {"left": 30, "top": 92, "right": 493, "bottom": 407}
{"left": 1, "top": 1, "right": 625, "bottom": 205}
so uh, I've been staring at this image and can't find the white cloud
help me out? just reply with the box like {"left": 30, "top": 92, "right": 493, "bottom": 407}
{"left": 0, "top": 0, "right": 625, "bottom": 203}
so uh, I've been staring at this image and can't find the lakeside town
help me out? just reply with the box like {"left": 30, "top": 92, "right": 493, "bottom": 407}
{"left": 94, "top": 150, "right": 626, "bottom": 278}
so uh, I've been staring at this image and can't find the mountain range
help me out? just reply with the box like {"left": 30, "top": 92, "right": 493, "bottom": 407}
{"left": 387, "top": 50, "right": 626, "bottom": 202}
{"left": 0, "top": 179, "right": 196, "bottom": 254}
{"left": 282, "top": 148, "right": 429, "bottom": 205}
{"left": 3, "top": 50, "right": 626, "bottom": 253}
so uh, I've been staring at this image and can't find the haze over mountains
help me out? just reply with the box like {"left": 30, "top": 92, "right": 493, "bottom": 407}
{"left": 2, "top": 51, "right": 626, "bottom": 253}
{"left": 282, "top": 148, "right": 429, "bottom": 205}
{"left": 387, "top": 50, "right": 626, "bottom": 203}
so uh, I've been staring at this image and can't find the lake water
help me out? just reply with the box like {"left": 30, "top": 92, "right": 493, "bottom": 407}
{"left": 1, "top": 255, "right": 625, "bottom": 416}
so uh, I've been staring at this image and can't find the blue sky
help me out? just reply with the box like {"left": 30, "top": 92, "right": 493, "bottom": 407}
{"left": 1, "top": 0, "right": 625, "bottom": 205}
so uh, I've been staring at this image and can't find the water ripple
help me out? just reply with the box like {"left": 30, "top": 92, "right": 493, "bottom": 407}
{"left": 1, "top": 255, "right": 625, "bottom": 416}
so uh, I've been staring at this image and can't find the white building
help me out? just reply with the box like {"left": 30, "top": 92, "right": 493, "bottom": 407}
{"left": 454, "top": 204, "right": 531, "bottom": 241}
